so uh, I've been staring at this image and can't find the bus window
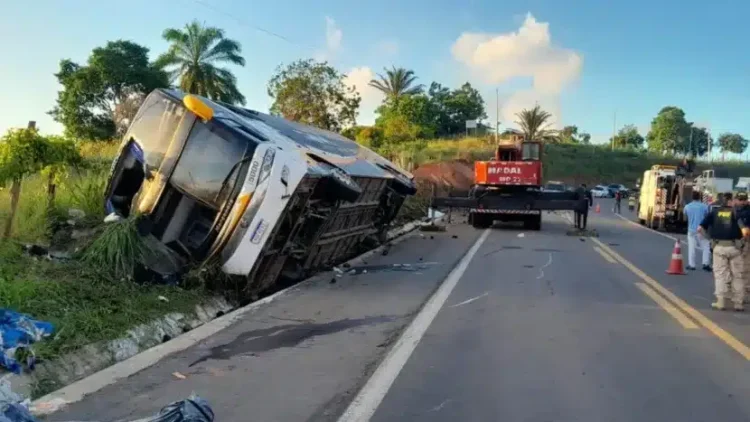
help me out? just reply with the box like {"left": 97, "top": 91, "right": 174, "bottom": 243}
{"left": 128, "top": 92, "right": 185, "bottom": 176}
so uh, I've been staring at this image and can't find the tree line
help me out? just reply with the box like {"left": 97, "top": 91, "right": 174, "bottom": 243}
{"left": 45, "top": 21, "right": 747, "bottom": 156}
{"left": 607, "top": 106, "right": 748, "bottom": 156}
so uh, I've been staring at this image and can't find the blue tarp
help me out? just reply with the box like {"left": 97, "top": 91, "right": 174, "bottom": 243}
{"left": 0, "top": 310, "right": 54, "bottom": 374}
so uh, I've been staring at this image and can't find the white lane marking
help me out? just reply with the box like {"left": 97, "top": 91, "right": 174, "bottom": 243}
{"left": 536, "top": 253, "right": 553, "bottom": 280}
{"left": 337, "top": 229, "right": 491, "bottom": 422}
{"left": 449, "top": 292, "right": 489, "bottom": 308}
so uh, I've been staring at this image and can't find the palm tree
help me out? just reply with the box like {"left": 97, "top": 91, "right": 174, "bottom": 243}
{"left": 156, "top": 21, "right": 246, "bottom": 105}
{"left": 515, "top": 105, "right": 556, "bottom": 141}
{"left": 368, "top": 67, "right": 423, "bottom": 98}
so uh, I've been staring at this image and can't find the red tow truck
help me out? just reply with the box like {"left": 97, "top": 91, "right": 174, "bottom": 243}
{"left": 431, "top": 138, "right": 587, "bottom": 230}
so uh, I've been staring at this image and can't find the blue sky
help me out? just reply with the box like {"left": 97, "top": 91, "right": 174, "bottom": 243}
{"left": 1, "top": 0, "right": 748, "bottom": 148}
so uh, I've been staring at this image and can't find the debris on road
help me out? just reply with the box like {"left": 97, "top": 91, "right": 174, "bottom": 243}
{"left": 171, "top": 371, "right": 187, "bottom": 380}
{"left": 566, "top": 228, "right": 599, "bottom": 237}
{"left": 420, "top": 224, "right": 446, "bottom": 232}
{"left": 0, "top": 310, "right": 54, "bottom": 374}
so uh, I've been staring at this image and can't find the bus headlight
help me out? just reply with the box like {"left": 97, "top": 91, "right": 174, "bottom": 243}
{"left": 257, "top": 149, "right": 276, "bottom": 186}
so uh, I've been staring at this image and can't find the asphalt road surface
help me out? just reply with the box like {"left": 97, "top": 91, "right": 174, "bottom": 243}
{"left": 46, "top": 201, "right": 750, "bottom": 422}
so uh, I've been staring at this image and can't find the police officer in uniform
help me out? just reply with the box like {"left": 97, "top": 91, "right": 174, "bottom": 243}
{"left": 699, "top": 193, "right": 750, "bottom": 311}
{"left": 574, "top": 184, "right": 592, "bottom": 230}
{"left": 734, "top": 192, "right": 750, "bottom": 302}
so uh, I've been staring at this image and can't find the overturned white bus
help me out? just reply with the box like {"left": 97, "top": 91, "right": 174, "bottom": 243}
{"left": 104, "top": 89, "right": 417, "bottom": 294}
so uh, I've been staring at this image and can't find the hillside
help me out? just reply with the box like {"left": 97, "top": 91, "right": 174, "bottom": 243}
{"left": 400, "top": 139, "right": 750, "bottom": 191}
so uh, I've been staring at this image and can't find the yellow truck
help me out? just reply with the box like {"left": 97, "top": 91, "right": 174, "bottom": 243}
{"left": 637, "top": 164, "right": 692, "bottom": 231}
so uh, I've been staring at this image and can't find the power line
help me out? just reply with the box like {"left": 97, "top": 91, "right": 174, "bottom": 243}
{"left": 189, "top": 0, "right": 313, "bottom": 50}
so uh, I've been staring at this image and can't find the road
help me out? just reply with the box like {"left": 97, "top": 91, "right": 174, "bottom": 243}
{"left": 46, "top": 200, "right": 750, "bottom": 421}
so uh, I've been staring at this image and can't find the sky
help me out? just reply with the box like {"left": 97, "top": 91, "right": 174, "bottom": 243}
{"left": 1, "top": 0, "right": 749, "bottom": 148}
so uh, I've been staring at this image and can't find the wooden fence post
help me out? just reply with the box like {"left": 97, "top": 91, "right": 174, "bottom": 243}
{"left": 2, "top": 121, "right": 36, "bottom": 239}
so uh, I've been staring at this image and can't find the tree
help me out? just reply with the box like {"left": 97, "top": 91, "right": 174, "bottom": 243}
{"left": 558, "top": 125, "right": 592, "bottom": 144}
{"left": 610, "top": 125, "right": 645, "bottom": 149}
{"left": 716, "top": 133, "right": 748, "bottom": 154}
{"left": 0, "top": 126, "right": 81, "bottom": 237}
{"left": 50, "top": 41, "right": 168, "bottom": 140}
{"left": 375, "top": 94, "right": 437, "bottom": 141}
{"left": 268, "top": 59, "right": 360, "bottom": 132}
{"left": 686, "top": 126, "right": 711, "bottom": 157}
{"left": 368, "top": 67, "right": 423, "bottom": 98}
{"left": 646, "top": 106, "right": 691, "bottom": 153}
{"left": 381, "top": 115, "right": 422, "bottom": 144}
{"left": 428, "top": 82, "right": 487, "bottom": 136}
{"left": 515, "top": 105, "right": 555, "bottom": 141}
{"left": 156, "top": 21, "right": 246, "bottom": 105}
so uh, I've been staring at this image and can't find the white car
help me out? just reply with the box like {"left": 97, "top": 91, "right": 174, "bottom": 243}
{"left": 591, "top": 186, "right": 609, "bottom": 197}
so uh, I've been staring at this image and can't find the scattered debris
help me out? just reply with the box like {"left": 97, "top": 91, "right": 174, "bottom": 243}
{"left": 517, "top": 233, "right": 525, "bottom": 238}
{"left": 22, "top": 245, "right": 47, "bottom": 257}
{"left": 330, "top": 278, "right": 337, "bottom": 284}
{"left": 420, "top": 224, "right": 447, "bottom": 232}
{"left": 0, "top": 310, "right": 54, "bottom": 374}
{"left": 158, "top": 295, "right": 169, "bottom": 303}
{"left": 172, "top": 371, "right": 187, "bottom": 380}
{"left": 449, "top": 292, "right": 489, "bottom": 308}
{"left": 451, "top": 235, "right": 458, "bottom": 239}
{"left": 103, "top": 212, "right": 124, "bottom": 223}
{"left": 430, "top": 235, "right": 435, "bottom": 240}
{"left": 337, "top": 262, "right": 439, "bottom": 275}
{"left": 566, "top": 228, "right": 599, "bottom": 237}
{"left": 67, "top": 208, "right": 86, "bottom": 220}
{"left": 382, "top": 249, "right": 389, "bottom": 256}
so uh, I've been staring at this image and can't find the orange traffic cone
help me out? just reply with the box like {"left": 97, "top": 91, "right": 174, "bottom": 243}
{"left": 595, "top": 203, "right": 601, "bottom": 213}
{"left": 666, "top": 240, "right": 686, "bottom": 275}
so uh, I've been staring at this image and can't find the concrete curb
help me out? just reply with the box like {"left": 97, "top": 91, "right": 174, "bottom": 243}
{"left": 30, "top": 217, "right": 435, "bottom": 416}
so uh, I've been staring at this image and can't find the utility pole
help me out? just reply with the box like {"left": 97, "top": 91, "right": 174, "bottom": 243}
{"left": 495, "top": 88, "right": 499, "bottom": 144}
{"left": 611, "top": 111, "right": 617, "bottom": 151}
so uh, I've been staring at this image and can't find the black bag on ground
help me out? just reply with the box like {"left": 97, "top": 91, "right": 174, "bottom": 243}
{"left": 141, "top": 395, "right": 214, "bottom": 422}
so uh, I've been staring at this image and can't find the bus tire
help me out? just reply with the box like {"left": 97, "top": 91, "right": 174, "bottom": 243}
{"left": 327, "top": 168, "right": 362, "bottom": 202}
{"left": 471, "top": 213, "right": 491, "bottom": 229}
{"left": 524, "top": 214, "right": 542, "bottom": 231}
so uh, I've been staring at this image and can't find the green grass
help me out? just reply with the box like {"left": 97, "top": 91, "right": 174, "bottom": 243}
{"left": 0, "top": 140, "right": 211, "bottom": 366}
{"left": 0, "top": 241, "right": 205, "bottom": 361}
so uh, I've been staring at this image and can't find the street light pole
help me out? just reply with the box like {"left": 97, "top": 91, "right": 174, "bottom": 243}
{"left": 495, "top": 88, "right": 499, "bottom": 144}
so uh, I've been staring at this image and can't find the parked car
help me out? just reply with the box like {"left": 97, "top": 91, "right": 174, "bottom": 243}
{"left": 591, "top": 186, "right": 610, "bottom": 198}
{"left": 607, "top": 184, "right": 629, "bottom": 198}
{"left": 543, "top": 181, "right": 567, "bottom": 192}
{"left": 104, "top": 88, "right": 416, "bottom": 296}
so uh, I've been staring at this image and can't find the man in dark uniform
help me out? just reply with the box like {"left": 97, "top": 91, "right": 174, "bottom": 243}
{"left": 734, "top": 192, "right": 750, "bottom": 301}
{"left": 574, "top": 183, "right": 592, "bottom": 229}
{"left": 699, "top": 194, "right": 750, "bottom": 311}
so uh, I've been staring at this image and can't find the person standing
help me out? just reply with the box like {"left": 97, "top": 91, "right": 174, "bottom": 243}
{"left": 698, "top": 194, "right": 750, "bottom": 311}
{"left": 684, "top": 191, "right": 711, "bottom": 271}
{"left": 574, "top": 184, "right": 592, "bottom": 230}
{"left": 614, "top": 190, "right": 622, "bottom": 214}
{"left": 734, "top": 192, "right": 750, "bottom": 301}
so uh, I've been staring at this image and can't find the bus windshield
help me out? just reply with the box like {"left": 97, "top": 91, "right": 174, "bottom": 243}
{"left": 170, "top": 121, "right": 252, "bottom": 208}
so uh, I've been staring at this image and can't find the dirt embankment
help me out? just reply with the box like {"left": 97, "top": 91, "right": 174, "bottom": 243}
{"left": 412, "top": 160, "right": 475, "bottom": 193}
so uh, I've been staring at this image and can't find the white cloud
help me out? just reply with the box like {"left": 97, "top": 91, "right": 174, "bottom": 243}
{"left": 325, "top": 16, "right": 342, "bottom": 54}
{"left": 344, "top": 66, "right": 383, "bottom": 125}
{"left": 451, "top": 13, "right": 583, "bottom": 129}
{"left": 315, "top": 16, "right": 343, "bottom": 61}
{"left": 375, "top": 39, "right": 399, "bottom": 56}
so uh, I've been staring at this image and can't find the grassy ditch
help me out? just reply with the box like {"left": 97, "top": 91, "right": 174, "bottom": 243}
{"left": 0, "top": 141, "right": 210, "bottom": 364}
